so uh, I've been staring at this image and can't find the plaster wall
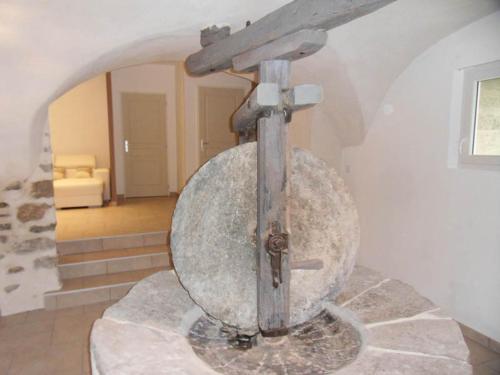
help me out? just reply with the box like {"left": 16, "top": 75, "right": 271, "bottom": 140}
{"left": 49, "top": 74, "right": 110, "bottom": 169}
{"left": 111, "top": 64, "right": 177, "bottom": 195}
{"left": 342, "top": 11, "right": 500, "bottom": 342}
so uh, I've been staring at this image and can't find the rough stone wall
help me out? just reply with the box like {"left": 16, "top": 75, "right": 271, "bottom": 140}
{"left": 0, "top": 125, "right": 61, "bottom": 316}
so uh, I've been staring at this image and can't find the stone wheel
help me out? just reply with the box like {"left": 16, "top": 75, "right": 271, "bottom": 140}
{"left": 171, "top": 142, "right": 359, "bottom": 332}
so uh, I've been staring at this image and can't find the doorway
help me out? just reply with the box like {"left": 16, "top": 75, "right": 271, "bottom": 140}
{"left": 122, "top": 92, "right": 169, "bottom": 197}
{"left": 199, "top": 87, "right": 245, "bottom": 164}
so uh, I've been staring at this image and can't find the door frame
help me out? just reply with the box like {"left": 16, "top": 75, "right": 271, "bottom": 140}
{"left": 122, "top": 91, "right": 169, "bottom": 198}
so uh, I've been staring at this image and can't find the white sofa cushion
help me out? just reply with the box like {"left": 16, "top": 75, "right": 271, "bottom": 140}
{"left": 54, "top": 154, "right": 96, "bottom": 169}
{"left": 54, "top": 178, "right": 103, "bottom": 197}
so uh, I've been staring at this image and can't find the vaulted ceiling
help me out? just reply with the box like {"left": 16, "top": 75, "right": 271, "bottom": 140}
{"left": 0, "top": 0, "right": 498, "bottom": 181}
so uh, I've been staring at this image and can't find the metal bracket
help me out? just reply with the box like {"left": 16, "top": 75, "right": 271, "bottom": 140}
{"left": 266, "top": 222, "right": 289, "bottom": 288}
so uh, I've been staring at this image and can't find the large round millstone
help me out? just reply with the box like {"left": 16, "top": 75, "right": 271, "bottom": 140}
{"left": 171, "top": 142, "right": 359, "bottom": 332}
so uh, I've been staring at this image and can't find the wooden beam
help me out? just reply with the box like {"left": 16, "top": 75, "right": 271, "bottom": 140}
{"left": 200, "top": 25, "right": 230, "bottom": 47}
{"left": 233, "top": 83, "right": 322, "bottom": 133}
{"left": 185, "top": 0, "right": 396, "bottom": 75}
{"left": 284, "top": 84, "right": 323, "bottom": 111}
{"left": 232, "top": 83, "right": 280, "bottom": 133}
{"left": 232, "top": 29, "right": 327, "bottom": 72}
{"left": 257, "top": 60, "right": 291, "bottom": 337}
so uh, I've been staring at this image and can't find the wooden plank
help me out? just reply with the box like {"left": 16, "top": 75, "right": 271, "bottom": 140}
{"left": 284, "top": 84, "right": 323, "bottom": 110}
{"left": 185, "top": 0, "right": 396, "bottom": 75}
{"left": 257, "top": 60, "right": 291, "bottom": 336}
{"left": 232, "top": 29, "right": 327, "bottom": 72}
{"left": 200, "top": 25, "right": 230, "bottom": 47}
{"left": 232, "top": 83, "right": 280, "bottom": 133}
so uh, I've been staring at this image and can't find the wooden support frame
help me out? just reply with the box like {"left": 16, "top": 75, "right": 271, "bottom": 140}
{"left": 185, "top": 0, "right": 396, "bottom": 75}
{"left": 257, "top": 60, "right": 291, "bottom": 336}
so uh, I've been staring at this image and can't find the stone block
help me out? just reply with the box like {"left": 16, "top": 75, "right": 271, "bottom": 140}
{"left": 335, "top": 349, "right": 472, "bottom": 375}
{"left": 0, "top": 223, "right": 11, "bottom": 231}
{"left": 17, "top": 203, "right": 50, "bottom": 222}
{"left": 343, "top": 279, "right": 435, "bottom": 324}
{"left": 4, "top": 284, "right": 20, "bottom": 293}
{"left": 34, "top": 255, "right": 57, "bottom": 268}
{"left": 4, "top": 181, "right": 22, "bottom": 191}
{"left": 7, "top": 266, "right": 24, "bottom": 274}
{"left": 31, "top": 180, "right": 54, "bottom": 198}
{"left": 30, "top": 223, "right": 56, "bottom": 233}
{"left": 335, "top": 265, "right": 386, "bottom": 305}
{"left": 367, "top": 319, "right": 470, "bottom": 361}
{"left": 14, "top": 237, "right": 55, "bottom": 253}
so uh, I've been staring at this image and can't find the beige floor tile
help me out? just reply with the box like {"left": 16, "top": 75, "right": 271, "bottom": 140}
{"left": 0, "top": 311, "right": 27, "bottom": 328}
{"left": 25, "top": 308, "right": 56, "bottom": 324}
{"left": 56, "top": 197, "right": 176, "bottom": 240}
{"left": 56, "top": 288, "right": 110, "bottom": 309}
{"left": 0, "top": 352, "right": 12, "bottom": 374}
{"left": 55, "top": 305, "right": 85, "bottom": 317}
{"left": 0, "top": 330, "right": 52, "bottom": 356}
{"left": 53, "top": 314, "right": 96, "bottom": 345}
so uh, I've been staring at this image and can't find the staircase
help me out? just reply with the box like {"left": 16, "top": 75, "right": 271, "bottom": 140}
{"left": 45, "top": 231, "right": 171, "bottom": 309}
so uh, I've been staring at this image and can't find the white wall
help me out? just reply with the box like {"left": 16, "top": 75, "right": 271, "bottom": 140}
{"left": 342, "top": 12, "right": 500, "bottom": 342}
{"left": 49, "top": 74, "right": 110, "bottom": 169}
{"left": 111, "top": 64, "right": 177, "bottom": 195}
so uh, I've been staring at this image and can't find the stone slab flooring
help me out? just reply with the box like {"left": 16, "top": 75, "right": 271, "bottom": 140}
{"left": 55, "top": 196, "right": 177, "bottom": 241}
{"left": 90, "top": 268, "right": 500, "bottom": 375}
{"left": 1, "top": 271, "right": 499, "bottom": 375}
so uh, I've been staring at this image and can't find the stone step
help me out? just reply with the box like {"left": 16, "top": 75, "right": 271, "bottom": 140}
{"left": 45, "top": 267, "right": 169, "bottom": 310}
{"left": 58, "top": 245, "right": 171, "bottom": 279}
{"left": 56, "top": 231, "right": 168, "bottom": 255}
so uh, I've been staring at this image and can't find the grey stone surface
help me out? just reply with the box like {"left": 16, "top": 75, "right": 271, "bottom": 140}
{"left": 33, "top": 255, "right": 57, "bottom": 269}
{"left": 344, "top": 279, "right": 435, "bottom": 324}
{"left": 0, "top": 236, "right": 6, "bottom": 244}
{"left": 31, "top": 180, "right": 53, "bottom": 198}
{"left": 16, "top": 203, "right": 51, "bottom": 223}
{"left": 189, "top": 311, "right": 362, "bottom": 375}
{"left": 4, "top": 181, "right": 22, "bottom": 191}
{"left": 103, "top": 270, "right": 204, "bottom": 334}
{"left": 30, "top": 223, "right": 56, "bottom": 233}
{"left": 171, "top": 143, "right": 359, "bottom": 332}
{"left": 0, "top": 223, "right": 11, "bottom": 231}
{"left": 335, "top": 350, "right": 472, "bottom": 375}
{"left": 4, "top": 284, "right": 19, "bottom": 293}
{"left": 14, "top": 237, "right": 55, "bottom": 253}
{"left": 335, "top": 265, "right": 386, "bottom": 306}
{"left": 7, "top": 266, "right": 24, "bottom": 274}
{"left": 91, "top": 318, "right": 219, "bottom": 375}
{"left": 91, "top": 270, "right": 472, "bottom": 375}
{"left": 368, "top": 319, "right": 470, "bottom": 361}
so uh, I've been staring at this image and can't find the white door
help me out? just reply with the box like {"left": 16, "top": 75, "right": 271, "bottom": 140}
{"left": 123, "top": 93, "right": 169, "bottom": 197}
{"left": 199, "top": 87, "right": 245, "bottom": 164}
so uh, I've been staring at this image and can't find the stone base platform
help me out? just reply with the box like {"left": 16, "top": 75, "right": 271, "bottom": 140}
{"left": 90, "top": 266, "right": 472, "bottom": 374}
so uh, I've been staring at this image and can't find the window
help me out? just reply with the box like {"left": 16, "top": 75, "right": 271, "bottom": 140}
{"left": 458, "top": 60, "right": 500, "bottom": 167}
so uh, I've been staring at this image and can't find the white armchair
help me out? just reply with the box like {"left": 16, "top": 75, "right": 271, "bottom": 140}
{"left": 53, "top": 154, "right": 110, "bottom": 209}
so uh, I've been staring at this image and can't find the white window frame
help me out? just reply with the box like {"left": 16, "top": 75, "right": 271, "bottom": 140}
{"left": 458, "top": 60, "right": 500, "bottom": 167}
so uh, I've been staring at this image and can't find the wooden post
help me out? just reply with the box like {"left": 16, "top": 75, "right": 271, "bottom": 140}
{"left": 257, "top": 60, "right": 291, "bottom": 336}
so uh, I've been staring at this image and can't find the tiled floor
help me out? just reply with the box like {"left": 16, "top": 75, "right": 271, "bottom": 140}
{"left": 0, "top": 301, "right": 114, "bottom": 375}
{"left": 1, "top": 305, "right": 499, "bottom": 375}
{"left": 55, "top": 196, "right": 177, "bottom": 241}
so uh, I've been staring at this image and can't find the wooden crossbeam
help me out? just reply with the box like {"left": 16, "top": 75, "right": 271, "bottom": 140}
{"left": 185, "top": 0, "right": 396, "bottom": 75}
{"left": 232, "top": 29, "right": 327, "bottom": 72}
{"left": 233, "top": 83, "right": 322, "bottom": 133}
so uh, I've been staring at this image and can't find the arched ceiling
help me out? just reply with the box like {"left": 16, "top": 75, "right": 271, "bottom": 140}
{"left": 0, "top": 0, "right": 498, "bottom": 181}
